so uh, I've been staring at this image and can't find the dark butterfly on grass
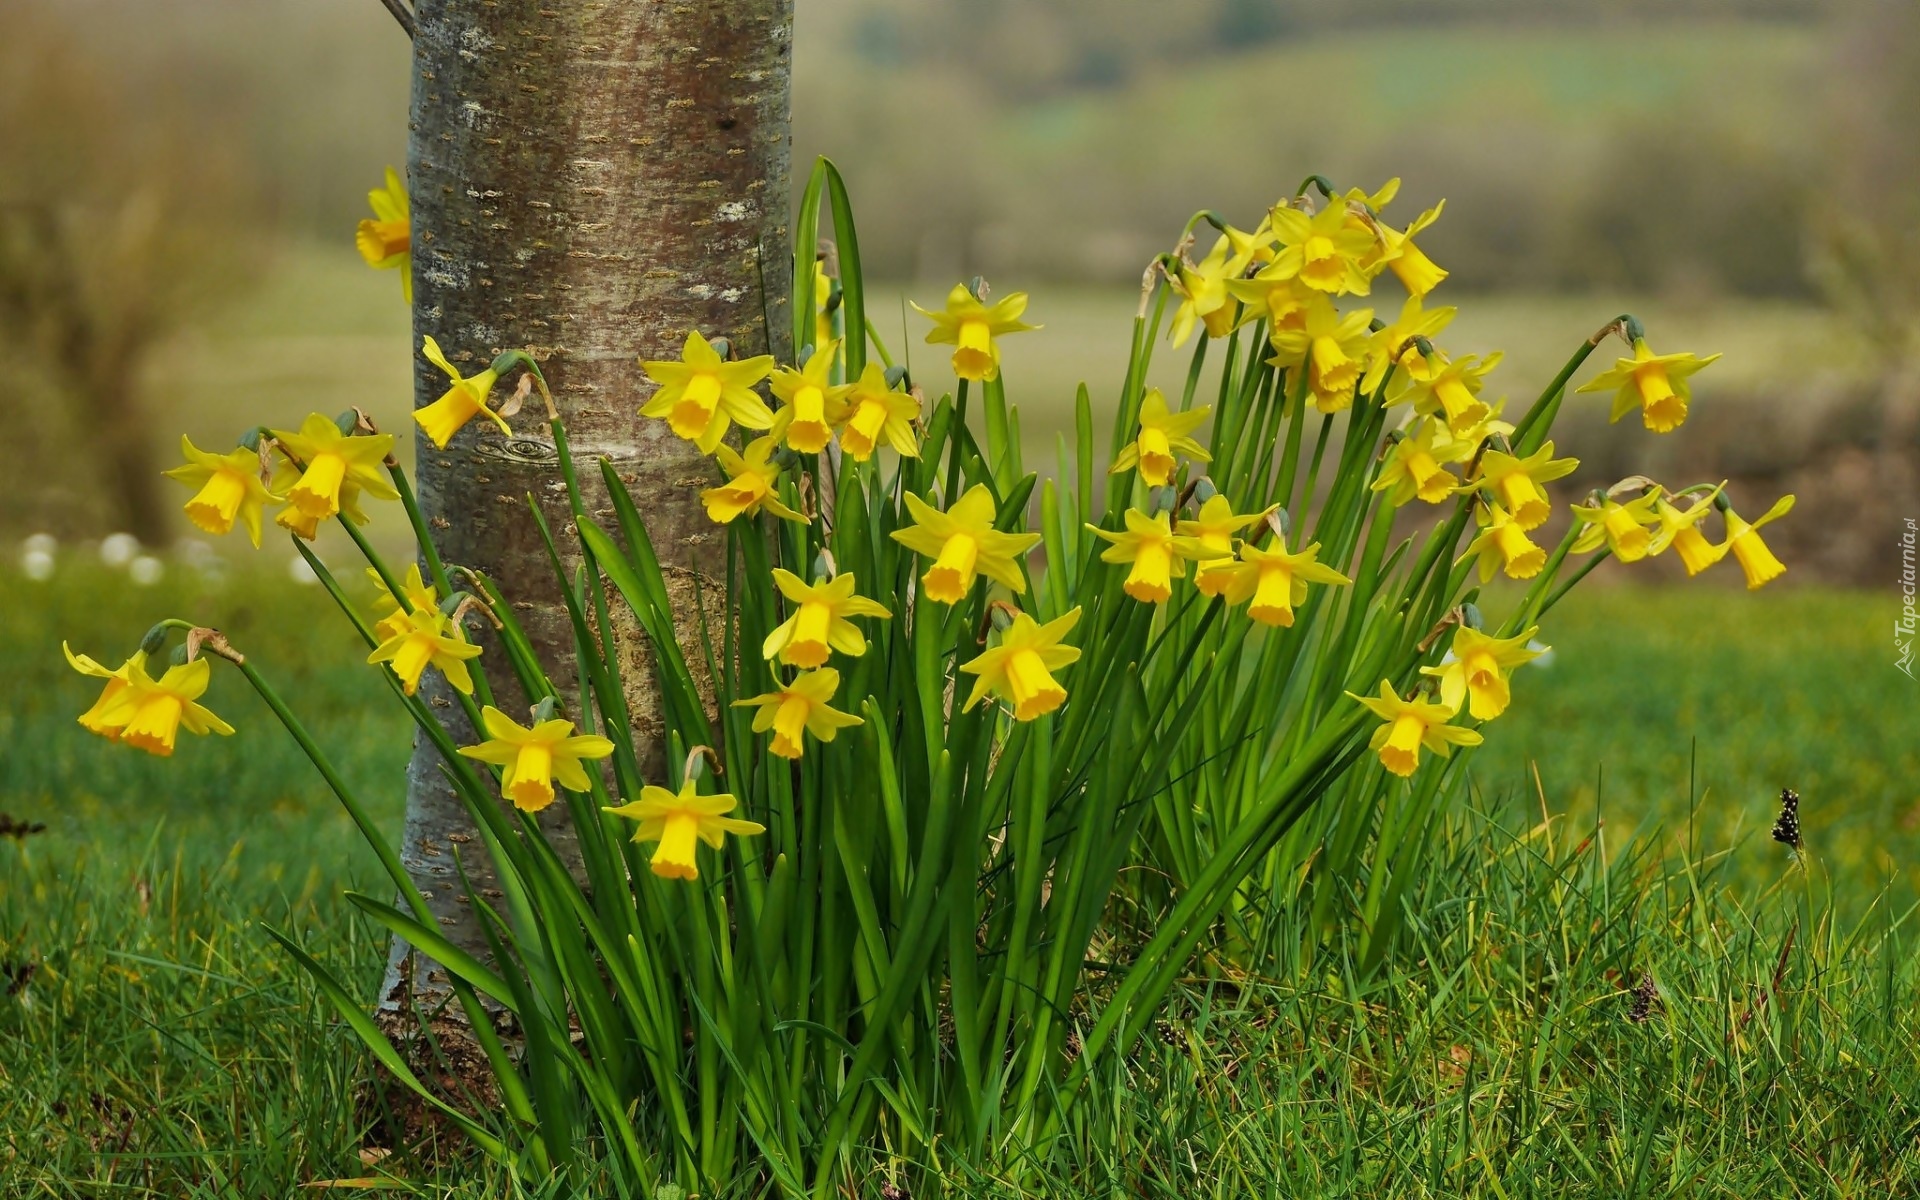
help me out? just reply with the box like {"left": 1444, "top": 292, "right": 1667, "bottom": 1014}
{"left": 1771, "top": 788, "right": 1801, "bottom": 851}
{"left": 1627, "top": 972, "right": 1659, "bottom": 1023}
{"left": 0, "top": 812, "right": 47, "bottom": 840}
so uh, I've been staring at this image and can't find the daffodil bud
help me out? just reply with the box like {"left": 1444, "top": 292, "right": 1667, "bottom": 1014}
{"left": 812, "top": 548, "right": 836, "bottom": 583}
{"left": 1146, "top": 486, "right": 1177, "bottom": 516}
{"left": 530, "top": 695, "right": 559, "bottom": 724}
{"left": 1620, "top": 314, "right": 1646, "bottom": 343}
{"left": 1712, "top": 491, "right": 1732, "bottom": 514}
{"left": 238, "top": 428, "right": 264, "bottom": 452}
{"left": 1460, "top": 601, "right": 1484, "bottom": 631}
{"left": 439, "top": 591, "right": 472, "bottom": 618}
{"left": 139, "top": 622, "right": 171, "bottom": 657}
{"left": 1267, "top": 507, "right": 1293, "bottom": 540}
{"left": 488, "top": 350, "right": 523, "bottom": 376}
{"left": 967, "top": 275, "right": 989, "bottom": 303}
{"left": 1192, "top": 477, "right": 1218, "bottom": 505}
{"left": 989, "top": 604, "right": 1015, "bottom": 632}
{"left": 170, "top": 645, "right": 192, "bottom": 667}
{"left": 796, "top": 343, "right": 816, "bottom": 365}
{"left": 708, "top": 335, "right": 733, "bottom": 361}
{"left": 332, "top": 410, "right": 360, "bottom": 436}
{"left": 884, "top": 365, "right": 910, "bottom": 390}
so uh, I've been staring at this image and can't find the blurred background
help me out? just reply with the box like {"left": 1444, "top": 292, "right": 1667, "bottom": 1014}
{"left": 1, "top": 0, "right": 1915, "bottom": 880}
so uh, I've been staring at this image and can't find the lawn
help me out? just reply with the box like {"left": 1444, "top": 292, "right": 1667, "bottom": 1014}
{"left": 3, "top": 559, "right": 1911, "bottom": 1194}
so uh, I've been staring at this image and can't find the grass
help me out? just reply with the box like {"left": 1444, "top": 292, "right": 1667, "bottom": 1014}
{"left": 2, "top": 562, "right": 1910, "bottom": 1194}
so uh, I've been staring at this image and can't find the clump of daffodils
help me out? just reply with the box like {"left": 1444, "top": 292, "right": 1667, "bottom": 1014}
{"left": 60, "top": 164, "right": 1799, "bottom": 1188}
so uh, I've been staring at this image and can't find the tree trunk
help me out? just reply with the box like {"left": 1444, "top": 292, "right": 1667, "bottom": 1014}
{"left": 382, "top": 0, "right": 792, "bottom": 1009}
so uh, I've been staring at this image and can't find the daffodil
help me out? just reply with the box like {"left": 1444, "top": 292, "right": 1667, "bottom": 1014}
{"left": 639, "top": 330, "right": 777, "bottom": 454}
{"left": 1267, "top": 201, "right": 1376, "bottom": 295}
{"left": 811, "top": 258, "right": 836, "bottom": 351}
{"left": 1571, "top": 491, "right": 1662, "bottom": 563}
{"left": 762, "top": 569, "right": 891, "bottom": 668}
{"left": 732, "top": 668, "right": 863, "bottom": 759}
{"left": 1176, "top": 495, "right": 1272, "bottom": 597}
{"left": 64, "top": 643, "right": 141, "bottom": 740}
{"left": 368, "top": 563, "right": 439, "bottom": 642}
{"left": 1404, "top": 351, "right": 1502, "bottom": 434}
{"left": 1647, "top": 492, "right": 1724, "bottom": 576}
{"left": 1268, "top": 298, "right": 1375, "bottom": 413}
{"left": 165, "top": 436, "right": 276, "bottom": 547}
{"left": 1377, "top": 201, "right": 1448, "bottom": 297}
{"left": 1090, "top": 508, "right": 1222, "bottom": 604}
{"left": 416, "top": 337, "right": 511, "bottom": 449}
{"left": 355, "top": 166, "right": 411, "bottom": 302}
{"left": 1462, "top": 502, "right": 1547, "bottom": 582}
{"left": 274, "top": 480, "right": 367, "bottom": 540}
{"left": 701, "top": 435, "right": 805, "bottom": 525}
{"left": 604, "top": 779, "right": 764, "bottom": 881}
{"left": 1362, "top": 294, "right": 1456, "bottom": 395}
{"left": 456, "top": 705, "right": 615, "bottom": 812}
{"left": 1110, "top": 389, "right": 1210, "bottom": 487}
{"left": 1217, "top": 531, "right": 1351, "bottom": 626}
{"left": 1170, "top": 232, "right": 1253, "bottom": 347}
{"left": 913, "top": 283, "right": 1038, "bottom": 383}
{"left": 1720, "top": 494, "right": 1794, "bottom": 590}
{"left": 1420, "top": 626, "right": 1543, "bottom": 721}
{"left": 1471, "top": 442, "right": 1578, "bottom": 531}
{"left": 959, "top": 607, "right": 1082, "bottom": 721}
{"left": 269, "top": 413, "right": 398, "bottom": 523}
{"left": 1224, "top": 268, "right": 1314, "bottom": 339}
{"left": 1347, "top": 680, "right": 1481, "bottom": 778}
{"left": 836, "top": 362, "right": 920, "bottom": 460}
{"left": 367, "top": 606, "right": 483, "bottom": 696}
{"left": 106, "top": 656, "right": 236, "bottom": 757}
{"left": 769, "top": 342, "right": 853, "bottom": 455}
{"left": 1576, "top": 339, "right": 1720, "bottom": 434}
{"left": 1372, "top": 418, "right": 1462, "bottom": 507}
{"left": 891, "top": 485, "right": 1040, "bottom": 603}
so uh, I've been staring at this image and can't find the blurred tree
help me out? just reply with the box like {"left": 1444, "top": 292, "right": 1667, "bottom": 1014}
{"left": 0, "top": 8, "right": 256, "bottom": 542}
{"left": 386, "top": 0, "right": 793, "bottom": 1010}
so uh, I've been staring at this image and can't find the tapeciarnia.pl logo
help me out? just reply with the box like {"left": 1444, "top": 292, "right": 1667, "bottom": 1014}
{"left": 1899, "top": 517, "right": 1917, "bottom": 679}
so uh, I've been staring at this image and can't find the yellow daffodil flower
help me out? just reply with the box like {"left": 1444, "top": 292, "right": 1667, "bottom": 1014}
{"left": 1463, "top": 502, "right": 1547, "bottom": 582}
{"left": 64, "top": 643, "right": 142, "bottom": 740}
{"left": 1110, "top": 389, "right": 1211, "bottom": 487}
{"left": 762, "top": 569, "right": 892, "bottom": 668}
{"left": 367, "top": 606, "right": 483, "bottom": 696}
{"left": 85, "top": 655, "right": 235, "bottom": 757}
{"left": 837, "top": 362, "right": 921, "bottom": 461}
{"left": 1090, "top": 508, "right": 1223, "bottom": 604}
{"left": 1170, "top": 232, "right": 1254, "bottom": 347}
{"left": 769, "top": 342, "right": 853, "bottom": 455}
{"left": 1471, "top": 441, "right": 1578, "bottom": 531}
{"left": 913, "top": 283, "right": 1038, "bottom": 383}
{"left": 1176, "top": 495, "right": 1273, "bottom": 597}
{"left": 1378, "top": 201, "right": 1448, "bottom": 297}
{"left": 1577, "top": 338, "right": 1721, "bottom": 434}
{"left": 1429, "top": 405, "right": 1513, "bottom": 464}
{"left": 269, "top": 413, "right": 398, "bottom": 523}
{"left": 639, "top": 330, "right": 777, "bottom": 454}
{"left": 1269, "top": 298, "right": 1375, "bottom": 413}
{"left": 1403, "top": 351, "right": 1502, "bottom": 434}
{"left": 1373, "top": 418, "right": 1462, "bottom": 507}
{"left": 732, "top": 667, "right": 863, "bottom": 759}
{"left": 703, "top": 435, "right": 805, "bottom": 525}
{"left": 891, "top": 484, "right": 1040, "bottom": 603}
{"left": 1720, "top": 494, "right": 1794, "bottom": 590}
{"left": 1362, "top": 294, "right": 1456, "bottom": 395}
{"left": 1224, "top": 267, "right": 1316, "bottom": 343}
{"left": 368, "top": 564, "right": 439, "bottom": 643}
{"left": 959, "top": 606, "right": 1082, "bottom": 721}
{"left": 274, "top": 479, "right": 367, "bottom": 540}
{"left": 165, "top": 436, "right": 276, "bottom": 548}
{"left": 457, "top": 705, "right": 615, "bottom": 812}
{"left": 812, "top": 258, "right": 836, "bottom": 351}
{"left": 1347, "top": 680, "right": 1481, "bottom": 778}
{"left": 1217, "top": 531, "right": 1352, "bottom": 627}
{"left": 1420, "top": 626, "right": 1543, "bottom": 721}
{"left": 1571, "top": 491, "right": 1662, "bottom": 563}
{"left": 604, "top": 779, "right": 764, "bottom": 881}
{"left": 355, "top": 167, "right": 411, "bottom": 303}
{"left": 1267, "top": 201, "right": 1376, "bottom": 295}
{"left": 1647, "top": 492, "right": 1724, "bottom": 576}
{"left": 416, "top": 336, "right": 511, "bottom": 449}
